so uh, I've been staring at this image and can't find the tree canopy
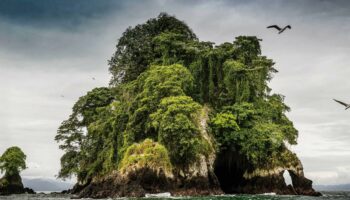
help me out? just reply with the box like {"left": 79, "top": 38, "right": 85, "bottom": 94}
{"left": 109, "top": 13, "right": 197, "bottom": 85}
{"left": 0, "top": 147, "right": 26, "bottom": 177}
{"left": 56, "top": 13, "right": 299, "bottom": 183}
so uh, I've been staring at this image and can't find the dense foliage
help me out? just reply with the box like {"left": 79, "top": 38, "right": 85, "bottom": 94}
{"left": 109, "top": 13, "right": 197, "bottom": 85}
{"left": 56, "top": 13, "right": 298, "bottom": 183}
{"left": 0, "top": 147, "right": 26, "bottom": 177}
{"left": 119, "top": 139, "right": 172, "bottom": 175}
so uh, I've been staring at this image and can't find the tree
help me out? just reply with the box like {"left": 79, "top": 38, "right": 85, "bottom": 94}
{"left": 55, "top": 87, "right": 115, "bottom": 181}
{"left": 108, "top": 13, "right": 197, "bottom": 85}
{"left": 210, "top": 112, "right": 240, "bottom": 149}
{"left": 150, "top": 95, "right": 204, "bottom": 165}
{"left": 0, "top": 147, "right": 26, "bottom": 177}
{"left": 123, "top": 64, "right": 194, "bottom": 146}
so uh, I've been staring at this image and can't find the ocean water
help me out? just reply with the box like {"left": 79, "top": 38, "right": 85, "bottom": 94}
{"left": 0, "top": 192, "right": 349, "bottom": 200}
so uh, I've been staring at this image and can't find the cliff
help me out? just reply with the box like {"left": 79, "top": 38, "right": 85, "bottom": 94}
{"left": 73, "top": 147, "right": 320, "bottom": 198}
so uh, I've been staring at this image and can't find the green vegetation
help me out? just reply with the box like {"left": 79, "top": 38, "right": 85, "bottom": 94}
{"left": 119, "top": 139, "right": 172, "bottom": 175}
{"left": 150, "top": 95, "right": 204, "bottom": 165}
{"left": 56, "top": 13, "right": 298, "bottom": 183}
{"left": 109, "top": 12, "right": 197, "bottom": 85}
{"left": 0, "top": 147, "right": 26, "bottom": 177}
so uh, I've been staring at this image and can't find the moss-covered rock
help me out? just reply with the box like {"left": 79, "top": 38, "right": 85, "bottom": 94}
{"left": 119, "top": 139, "right": 173, "bottom": 177}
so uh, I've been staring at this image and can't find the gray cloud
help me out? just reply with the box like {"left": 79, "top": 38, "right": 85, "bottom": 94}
{"left": 0, "top": 0, "right": 125, "bottom": 29}
{"left": 0, "top": 0, "right": 350, "bottom": 185}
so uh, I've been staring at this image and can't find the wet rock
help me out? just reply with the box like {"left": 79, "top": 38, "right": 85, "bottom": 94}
{"left": 75, "top": 167, "right": 222, "bottom": 198}
{"left": 289, "top": 171, "right": 322, "bottom": 196}
{"left": 214, "top": 148, "right": 321, "bottom": 196}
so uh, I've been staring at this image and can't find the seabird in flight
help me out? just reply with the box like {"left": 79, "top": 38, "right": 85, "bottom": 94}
{"left": 333, "top": 99, "right": 350, "bottom": 110}
{"left": 267, "top": 25, "right": 291, "bottom": 34}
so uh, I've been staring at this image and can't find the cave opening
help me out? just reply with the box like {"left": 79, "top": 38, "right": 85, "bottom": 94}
{"left": 214, "top": 149, "right": 249, "bottom": 193}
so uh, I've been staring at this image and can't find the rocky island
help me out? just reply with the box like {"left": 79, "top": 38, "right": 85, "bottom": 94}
{"left": 0, "top": 147, "right": 35, "bottom": 195}
{"left": 55, "top": 13, "right": 321, "bottom": 198}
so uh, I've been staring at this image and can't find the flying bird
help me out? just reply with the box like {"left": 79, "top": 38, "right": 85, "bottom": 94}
{"left": 267, "top": 25, "right": 291, "bottom": 34}
{"left": 60, "top": 95, "right": 65, "bottom": 98}
{"left": 92, "top": 77, "right": 95, "bottom": 80}
{"left": 333, "top": 99, "right": 350, "bottom": 110}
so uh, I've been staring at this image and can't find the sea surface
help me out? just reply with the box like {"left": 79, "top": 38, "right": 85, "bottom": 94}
{"left": 0, "top": 192, "right": 349, "bottom": 200}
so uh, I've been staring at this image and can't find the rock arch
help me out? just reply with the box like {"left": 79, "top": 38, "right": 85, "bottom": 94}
{"left": 214, "top": 149, "right": 321, "bottom": 196}
{"left": 283, "top": 170, "right": 293, "bottom": 186}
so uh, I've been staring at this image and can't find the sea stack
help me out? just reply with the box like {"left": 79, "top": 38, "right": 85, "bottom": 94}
{"left": 0, "top": 147, "right": 35, "bottom": 195}
{"left": 55, "top": 13, "right": 320, "bottom": 198}
{"left": 0, "top": 174, "right": 35, "bottom": 195}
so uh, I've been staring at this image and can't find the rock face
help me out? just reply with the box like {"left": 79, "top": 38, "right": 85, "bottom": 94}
{"left": 214, "top": 148, "right": 321, "bottom": 196}
{"left": 69, "top": 107, "right": 320, "bottom": 198}
{"left": 290, "top": 169, "right": 321, "bottom": 196}
{"left": 74, "top": 167, "right": 222, "bottom": 198}
{"left": 72, "top": 150, "right": 321, "bottom": 198}
{"left": 237, "top": 168, "right": 321, "bottom": 196}
{"left": 0, "top": 174, "right": 35, "bottom": 195}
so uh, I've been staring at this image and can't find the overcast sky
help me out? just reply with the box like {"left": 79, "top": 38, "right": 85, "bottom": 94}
{"left": 0, "top": 0, "right": 349, "bottom": 185}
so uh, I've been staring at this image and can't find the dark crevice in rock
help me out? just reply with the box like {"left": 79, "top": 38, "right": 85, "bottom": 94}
{"left": 214, "top": 149, "right": 248, "bottom": 193}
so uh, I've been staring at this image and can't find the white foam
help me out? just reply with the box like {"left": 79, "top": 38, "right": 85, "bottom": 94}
{"left": 145, "top": 192, "right": 172, "bottom": 198}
